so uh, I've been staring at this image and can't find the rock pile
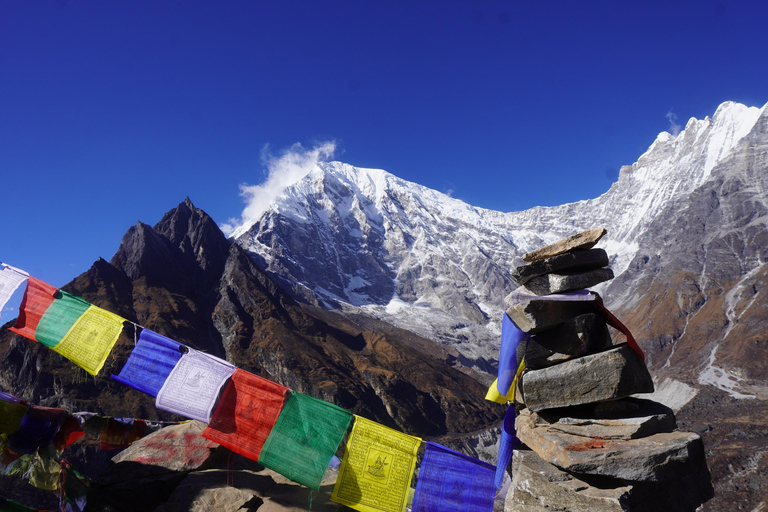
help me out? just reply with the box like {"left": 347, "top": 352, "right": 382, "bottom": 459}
{"left": 503, "top": 228, "right": 713, "bottom": 512}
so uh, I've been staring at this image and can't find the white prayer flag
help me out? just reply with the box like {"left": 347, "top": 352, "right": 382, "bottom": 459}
{"left": 0, "top": 263, "right": 29, "bottom": 320}
{"left": 155, "top": 349, "right": 236, "bottom": 422}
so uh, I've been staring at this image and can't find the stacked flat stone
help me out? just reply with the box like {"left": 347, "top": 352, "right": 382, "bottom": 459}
{"left": 503, "top": 228, "right": 713, "bottom": 512}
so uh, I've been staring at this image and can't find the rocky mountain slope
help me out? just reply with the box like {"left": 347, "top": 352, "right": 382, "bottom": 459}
{"left": 0, "top": 199, "right": 503, "bottom": 508}
{"left": 1, "top": 199, "right": 501, "bottom": 437}
{"left": 236, "top": 101, "right": 768, "bottom": 392}
{"left": 233, "top": 100, "right": 768, "bottom": 511}
{"left": 2, "top": 100, "right": 765, "bottom": 511}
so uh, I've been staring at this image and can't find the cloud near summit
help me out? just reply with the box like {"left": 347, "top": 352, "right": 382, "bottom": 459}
{"left": 221, "top": 141, "right": 337, "bottom": 237}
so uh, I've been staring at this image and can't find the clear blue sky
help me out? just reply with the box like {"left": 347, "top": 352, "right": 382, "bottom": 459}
{"left": 1, "top": 0, "right": 767, "bottom": 319}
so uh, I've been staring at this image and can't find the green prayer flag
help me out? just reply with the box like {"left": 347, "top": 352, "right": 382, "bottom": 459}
{"left": 258, "top": 392, "right": 352, "bottom": 490}
{"left": 35, "top": 290, "right": 91, "bottom": 348}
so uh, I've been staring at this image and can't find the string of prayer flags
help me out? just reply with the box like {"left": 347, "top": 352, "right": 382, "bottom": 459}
{"left": 202, "top": 368, "right": 289, "bottom": 461}
{"left": 493, "top": 405, "right": 519, "bottom": 490}
{"left": 10, "top": 278, "right": 126, "bottom": 375}
{"left": 73, "top": 414, "right": 171, "bottom": 449}
{"left": 412, "top": 442, "right": 495, "bottom": 512}
{"left": 155, "top": 349, "right": 236, "bottom": 422}
{"left": 331, "top": 416, "right": 421, "bottom": 512}
{"left": 0, "top": 263, "right": 29, "bottom": 319}
{"left": 98, "top": 418, "right": 146, "bottom": 450}
{"left": 111, "top": 329, "right": 184, "bottom": 397}
{"left": 485, "top": 314, "right": 528, "bottom": 405}
{"left": 258, "top": 392, "right": 352, "bottom": 490}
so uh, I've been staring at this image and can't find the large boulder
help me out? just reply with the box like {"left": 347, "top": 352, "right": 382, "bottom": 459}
{"left": 515, "top": 417, "right": 705, "bottom": 482}
{"left": 519, "top": 399, "right": 677, "bottom": 440}
{"left": 525, "top": 313, "right": 611, "bottom": 370}
{"left": 521, "top": 345, "right": 654, "bottom": 411}
{"left": 521, "top": 268, "right": 614, "bottom": 296}
{"left": 505, "top": 448, "right": 714, "bottom": 512}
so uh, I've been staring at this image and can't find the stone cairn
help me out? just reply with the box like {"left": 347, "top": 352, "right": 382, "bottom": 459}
{"left": 502, "top": 228, "right": 713, "bottom": 512}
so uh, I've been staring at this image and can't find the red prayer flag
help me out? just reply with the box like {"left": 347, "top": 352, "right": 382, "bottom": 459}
{"left": 9, "top": 277, "right": 57, "bottom": 341}
{"left": 202, "top": 368, "right": 289, "bottom": 461}
{"left": 596, "top": 301, "right": 645, "bottom": 361}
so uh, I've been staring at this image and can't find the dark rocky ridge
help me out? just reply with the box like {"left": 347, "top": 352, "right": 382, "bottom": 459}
{"left": 0, "top": 199, "right": 502, "bottom": 508}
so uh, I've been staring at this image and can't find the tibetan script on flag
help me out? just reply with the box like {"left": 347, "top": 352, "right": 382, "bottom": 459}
{"left": 10, "top": 278, "right": 126, "bottom": 375}
{"left": 202, "top": 368, "right": 289, "bottom": 461}
{"left": 156, "top": 349, "right": 235, "bottom": 422}
{"left": 331, "top": 416, "right": 421, "bottom": 512}
{"left": 9, "top": 277, "right": 59, "bottom": 342}
{"left": 258, "top": 392, "right": 352, "bottom": 490}
{"left": 112, "top": 329, "right": 184, "bottom": 397}
{"left": 412, "top": 442, "right": 495, "bottom": 512}
{"left": 51, "top": 305, "right": 125, "bottom": 376}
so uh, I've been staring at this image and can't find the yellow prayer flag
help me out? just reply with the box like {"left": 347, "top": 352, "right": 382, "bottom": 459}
{"left": 485, "top": 359, "right": 526, "bottom": 404}
{"left": 28, "top": 445, "right": 62, "bottom": 491}
{"left": 331, "top": 416, "right": 421, "bottom": 512}
{"left": 52, "top": 305, "right": 125, "bottom": 375}
{"left": 484, "top": 378, "right": 510, "bottom": 404}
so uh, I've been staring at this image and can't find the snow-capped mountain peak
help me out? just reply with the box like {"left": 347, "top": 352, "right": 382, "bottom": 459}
{"left": 236, "top": 100, "right": 768, "bottom": 387}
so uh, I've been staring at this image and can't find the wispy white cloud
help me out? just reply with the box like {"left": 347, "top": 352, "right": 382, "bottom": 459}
{"left": 666, "top": 109, "right": 681, "bottom": 136}
{"left": 220, "top": 141, "right": 336, "bottom": 237}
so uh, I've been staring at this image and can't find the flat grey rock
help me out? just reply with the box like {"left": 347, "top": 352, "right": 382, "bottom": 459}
{"left": 521, "top": 267, "right": 615, "bottom": 296}
{"left": 505, "top": 299, "right": 597, "bottom": 333}
{"left": 505, "top": 448, "right": 713, "bottom": 511}
{"left": 521, "top": 345, "right": 654, "bottom": 411}
{"left": 519, "top": 398, "right": 677, "bottom": 442}
{"left": 525, "top": 313, "right": 611, "bottom": 369}
{"left": 111, "top": 421, "right": 220, "bottom": 473}
{"left": 511, "top": 248, "right": 609, "bottom": 286}
{"left": 515, "top": 420, "right": 706, "bottom": 482}
{"left": 522, "top": 228, "right": 607, "bottom": 262}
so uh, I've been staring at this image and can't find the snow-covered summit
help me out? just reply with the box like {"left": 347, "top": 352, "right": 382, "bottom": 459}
{"left": 235, "top": 100, "right": 768, "bottom": 373}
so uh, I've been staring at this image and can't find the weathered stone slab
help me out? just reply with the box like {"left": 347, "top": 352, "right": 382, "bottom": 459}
{"left": 526, "top": 313, "right": 611, "bottom": 369}
{"left": 512, "top": 248, "right": 609, "bottom": 286}
{"left": 515, "top": 415, "right": 704, "bottom": 482}
{"left": 521, "top": 267, "right": 615, "bottom": 296}
{"left": 504, "top": 299, "right": 597, "bottom": 333}
{"left": 505, "top": 448, "right": 633, "bottom": 512}
{"left": 521, "top": 345, "right": 654, "bottom": 411}
{"left": 519, "top": 398, "right": 677, "bottom": 442}
{"left": 505, "top": 448, "right": 714, "bottom": 512}
{"left": 153, "top": 469, "right": 264, "bottom": 512}
{"left": 257, "top": 466, "right": 340, "bottom": 511}
{"left": 522, "top": 228, "right": 607, "bottom": 262}
{"left": 111, "top": 421, "right": 220, "bottom": 472}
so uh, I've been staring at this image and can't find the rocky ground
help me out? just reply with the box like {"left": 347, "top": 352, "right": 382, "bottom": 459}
{"left": 676, "top": 386, "right": 768, "bottom": 512}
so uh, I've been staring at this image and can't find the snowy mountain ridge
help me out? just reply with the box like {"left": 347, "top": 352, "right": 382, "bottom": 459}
{"left": 235, "top": 100, "right": 768, "bottom": 377}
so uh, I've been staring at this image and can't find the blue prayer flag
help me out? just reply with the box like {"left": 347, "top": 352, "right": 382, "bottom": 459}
{"left": 413, "top": 442, "right": 495, "bottom": 512}
{"left": 111, "top": 329, "right": 184, "bottom": 397}
{"left": 494, "top": 405, "right": 519, "bottom": 489}
{"left": 496, "top": 314, "right": 529, "bottom": 397}
{"left": 7, "top": 406, "right": 67, "bottom": 455}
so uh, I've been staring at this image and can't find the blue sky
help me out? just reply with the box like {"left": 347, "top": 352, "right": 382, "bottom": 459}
{"left": 1, "top": 0, "right": 767, "bottom": 319}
